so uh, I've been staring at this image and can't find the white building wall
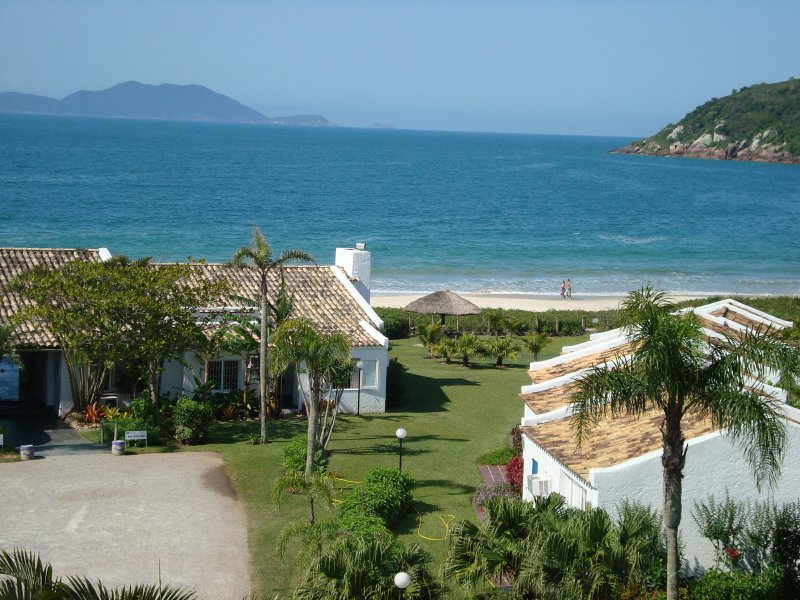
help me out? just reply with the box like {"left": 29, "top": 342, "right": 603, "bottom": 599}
{"left": 592, "top": 423, "right": 800, "bottom": 571}
{"left": 57, "top": 354, "right": 73, "bottom": 416}
{"left": 521, "top": 436, "right": 597, "bottom": 508}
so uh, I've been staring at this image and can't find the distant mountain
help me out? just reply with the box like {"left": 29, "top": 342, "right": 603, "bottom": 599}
{"left": 615, "top": 78, "right": 800, "bottom": 164}
{"left": 0, "top": 81, "right": 336, "bottom": 127}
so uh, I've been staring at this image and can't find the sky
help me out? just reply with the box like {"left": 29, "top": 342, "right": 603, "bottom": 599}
{"left": 2, "top": 1, "right": 799, "bottom": 137}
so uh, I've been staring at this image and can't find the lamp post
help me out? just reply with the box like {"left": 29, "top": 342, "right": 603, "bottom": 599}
{"left": 394, "top": 571, "right": 410, "bottom": 598}
{"left": 356, "top": 360, "right": 363, "bottom": 416}
{"left": 395, "top": 427, "right": 407, "bottom": 471}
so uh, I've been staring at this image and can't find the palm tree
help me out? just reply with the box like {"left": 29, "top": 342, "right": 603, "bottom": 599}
{"left": 417, "top": 322, "right": 443, "bottom": 358}
{"left": 270, "top": 318, "right": 351, "bottom": 480}
{"left": 444, "top": 494, "right": 567, "bottom": 594}
{"left": 273, "top": 470, "right": 336, "bottom": 526}
{"left": 230, "top": 226, "right": 313, "bottom": 441}
{"left": 295, "top": 533, "right": 440, "bottom": 600}
{"left": 522, "top": 332, "right": 550, "bottom": 361}
{"left": 0, "top": 548, "right": 195, "bottom": 599}
{"left": 455, "top": 333, "right": 483, "bottom": 368}
{"left": 570, "top": 287, "right": 800, "bottom": 600}
{"left": 483, "top": 336, "right": 520, "bottom": 367}
{"left": 431, "top": 337, "right": 458, "bottom": 364}
{"left": 503, "top": 316, "right": 524, "bottom": 338}
{"left": 483, "top": 308, "right": 505, "bottom": 336}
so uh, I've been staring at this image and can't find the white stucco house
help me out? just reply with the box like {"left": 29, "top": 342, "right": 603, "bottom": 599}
{"left": 0, "top": 244, "right": 389, "bottom": 415}
{"left": 517, "top": 298, "right": 800, "bottom": 568}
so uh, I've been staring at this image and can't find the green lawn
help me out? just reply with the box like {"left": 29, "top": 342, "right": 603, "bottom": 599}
{"left": 84, "top": 334, "right": 587, "bottom": 597}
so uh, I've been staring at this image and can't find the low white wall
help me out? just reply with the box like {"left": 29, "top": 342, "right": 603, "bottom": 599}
{"left": 521, "top": 435, "right": 597, "bottom": 508}
{"left": 592, "top": 423, "right": 800, "bottom": 571}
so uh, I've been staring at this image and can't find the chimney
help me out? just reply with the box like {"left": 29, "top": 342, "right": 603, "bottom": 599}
{"left": 335, "top": 243, "right": 371, "bottom": 302}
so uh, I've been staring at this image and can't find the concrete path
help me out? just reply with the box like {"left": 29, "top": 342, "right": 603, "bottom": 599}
{"left": 0, "top": 452, "right": 251, "bottom": 600}
{"left": 0, "top": 412, "right": 106, "bottom": 456}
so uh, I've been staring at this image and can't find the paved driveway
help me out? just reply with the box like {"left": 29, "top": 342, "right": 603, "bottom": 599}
{"left": 0, "top": 452, "right": 250, "bottom": 599}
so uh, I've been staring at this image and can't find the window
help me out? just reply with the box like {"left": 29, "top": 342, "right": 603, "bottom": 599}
{"left": 531, "top": 459, "right": 539, "bottom": 475}
{"left": 208, "top": 360, "right": 240, "bottom": 392}
{"left": 346, "top": 359, "right": 378, "bottom": 389}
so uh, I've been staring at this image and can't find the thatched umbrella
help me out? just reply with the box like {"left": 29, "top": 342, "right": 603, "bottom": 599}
{"left": 404, "top": 290, "right": 481, "bottom": 329}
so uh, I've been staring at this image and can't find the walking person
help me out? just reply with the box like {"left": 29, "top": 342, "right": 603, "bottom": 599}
{"left": 566, "top": 278, "right": 572, "bottom": 299}
{"left": 560, "top": 280, "right": 566, "bottom": 299}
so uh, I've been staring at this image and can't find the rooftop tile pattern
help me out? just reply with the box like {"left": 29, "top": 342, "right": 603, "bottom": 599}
{"left": 1, "top": 249, "right": 380, "bottom": 349}
{"left": 521, "top": 381, "right": 579, "bottom": 414}
{"left": 189, "top": 264, "right": 381, "bottom": 347}
{"left": 528, "top": 341, "right": 631, "bottom": 383}
{"left": 1, "top": 248, "right": 104, "bottom": 348}
{"left": 522, "top": 408, "right": 716, "bottom": 484}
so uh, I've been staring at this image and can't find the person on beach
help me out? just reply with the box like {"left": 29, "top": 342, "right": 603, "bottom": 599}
{"left": 566, "top": 278, "right": 572, "bottom": 299}
{"left": 560, "top": 280, "right": 566, "bottom": 299}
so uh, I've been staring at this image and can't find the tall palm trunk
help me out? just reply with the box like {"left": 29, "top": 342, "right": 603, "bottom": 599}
{"left": 259, "top": 273, "right": 269, "bottom": 440}
{"left": 305, "top": 373, "right": 321, "bottom": 480}
{"left": 662, "top": 407, "right": 685, "bottom": 600}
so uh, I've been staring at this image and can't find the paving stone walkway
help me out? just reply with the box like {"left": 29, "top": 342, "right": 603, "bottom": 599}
{"left": 475, "top": 464, "right": 509, "bottom": 519}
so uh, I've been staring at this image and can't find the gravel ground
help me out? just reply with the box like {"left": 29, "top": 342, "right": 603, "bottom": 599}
{"left": 0, "top": 452, "right": 250, "bottom": 599}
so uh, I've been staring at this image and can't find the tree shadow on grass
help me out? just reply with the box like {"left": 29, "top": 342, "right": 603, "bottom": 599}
{"left": 329, "top": 433, "right": 469, "bottom": 459}
{"left": 399, "top": 373, "right": 481, "bottom": 413}
{"left": 205, "top": 417, "right": 305, "bottom": 445}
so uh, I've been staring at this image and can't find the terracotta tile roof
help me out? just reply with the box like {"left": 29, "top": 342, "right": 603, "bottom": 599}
{"left": 0, "top": 248, "right": 104, "bottom": 348}
{"left": 522, "top": 409, "right": 716, "bottom": 484}
{"left": 170, "top": 263, "right": 382, "bottom": 347}
{"left": 521, "top": 381, "right": 579, "bottom": 414}
{"left": 1, "top": 249, "right": 382, "bottom": 349}
{"left": 528, "top": 341, "right": 631, "bottom": 383}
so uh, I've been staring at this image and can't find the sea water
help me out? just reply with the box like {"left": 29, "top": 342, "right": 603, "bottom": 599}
{"left": 1, "top": 113, "right": 798, "bottom": 296}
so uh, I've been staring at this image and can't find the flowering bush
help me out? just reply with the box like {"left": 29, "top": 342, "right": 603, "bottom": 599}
{"left": 472, "top": 483, "right": 517, "bottom": 506}
{"left": 506, "top": 455, "right": 524, "bottom": 495}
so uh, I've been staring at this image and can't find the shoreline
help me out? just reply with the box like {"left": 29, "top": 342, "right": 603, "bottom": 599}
{"left": 371, "top": 292, "right": 714, "bottom": 312}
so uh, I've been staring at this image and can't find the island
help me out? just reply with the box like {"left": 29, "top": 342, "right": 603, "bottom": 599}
{"left": 0, "top": 81, "right": 337, "bottom": 127}
{"left": 614, "top": 78, "right": 800, "bottom": 164}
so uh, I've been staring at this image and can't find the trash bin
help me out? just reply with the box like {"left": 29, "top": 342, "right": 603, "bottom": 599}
{"left": 111, "top": 440, "right": 125, "bottom": 456}
{"left": 20, "top": 444, "right": 34, "bottom": 460}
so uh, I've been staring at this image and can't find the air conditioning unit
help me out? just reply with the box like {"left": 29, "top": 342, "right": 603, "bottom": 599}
{"left": 527, "top": 474, "right": 552, "bottom": 497}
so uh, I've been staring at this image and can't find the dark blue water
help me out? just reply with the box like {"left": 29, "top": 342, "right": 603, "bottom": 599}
{"left": 1, "top": 113, "right": 798, "bottom": 295}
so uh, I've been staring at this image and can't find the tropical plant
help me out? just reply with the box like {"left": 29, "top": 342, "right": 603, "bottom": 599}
{"left": 0, "top": 314, "right": 20, "bottom": 365}
{"left": 505, "top": 455, "right": 523, "bottom": 494}
{"left": 570, "top": 287, "right": 800, "bottom": 600}
{"left": 482, "top": 308, "right": 505, "bottom": 336}
{"left": 294, "top": 533, "right": 441, "bottom": 600}
{"left": 431, "top": 337, "right": 457, "bottom": 364}
{"left": 230, "top": 225, "right": 313, "bottom": 442}
{"left": 273, "top": 469, "right": 336, "bottom": 526}
{"left": 14, "top": 257, "right": 224, "bottom": 417}
{"left": 172, "top": 396, "right": 213, "bottom": 444}
{"left": 522, "top": 332, "right": 550, "bottom": 360}
{"left": 0, "top": 548, "right": 196, "bottom": 599}
{"left": 482, "top": 336, "right": 520, "bottom": 367}
{"left": 416, "top": 322, "right": 443, "bottom": 358}
{"left": 455, "top": 333, "right": 483, "bottom": 368}
{"left": 503, "top": 316, "right": 524, "bottom": 337}
{"left": 270, "top": 318, "right": 351, "bottom": 480}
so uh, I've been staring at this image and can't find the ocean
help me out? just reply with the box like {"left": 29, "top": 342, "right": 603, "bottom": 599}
{"left": 1, "top": 113, "right": 798, "bottom": 296}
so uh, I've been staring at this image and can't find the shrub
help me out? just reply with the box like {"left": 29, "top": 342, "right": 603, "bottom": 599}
{"left": 340, "top": 468, "right": 415, "bottom": 527}
{"left": 102, "top": 416, "right": 161, "bottom": 445}
{"left": 338, "top": 512, "right": 390, "bottom": 537}
{"left": 373, "top": 307, "right": 411, "bottom": 339}
{"left": 476, "top": 445, "right": 514, "bottom": 465}
{"left": 385, "top": 358, "right": 408, "bottom": 409}
{"left": 506, "top": 455, "right": 524, "bottom": 495}
{"left": 283, "top": 434, "right": 327, "bottom": 474}
{"left": 172, "top": 396, "right": 213, "bottom": 444}
{"left": 472, "top": 483, "right": 517, "bottom": 506}
{"left": 689, "top": 567, "right": 782, "bottom": 600}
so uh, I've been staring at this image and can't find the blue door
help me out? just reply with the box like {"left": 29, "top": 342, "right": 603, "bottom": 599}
{"left": 0, "top": 357, "right": 20, "bottom": 401}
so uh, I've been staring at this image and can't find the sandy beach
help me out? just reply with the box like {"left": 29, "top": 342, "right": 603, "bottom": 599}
{"left": 371, "top": 293, "right": 707, "bottom": 312}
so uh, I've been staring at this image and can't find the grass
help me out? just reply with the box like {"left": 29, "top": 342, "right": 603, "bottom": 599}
{"left": 76, "top": 333, "right": 587, "bottom": 597}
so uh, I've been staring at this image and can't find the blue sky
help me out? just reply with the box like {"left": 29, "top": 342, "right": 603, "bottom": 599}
{"left": 2, "top": 1, "right": 798, "bottom": 136}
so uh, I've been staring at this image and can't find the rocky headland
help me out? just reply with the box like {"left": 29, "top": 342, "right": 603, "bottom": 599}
{"left": 615, "top": 78, "right": 800, "bottom": 164}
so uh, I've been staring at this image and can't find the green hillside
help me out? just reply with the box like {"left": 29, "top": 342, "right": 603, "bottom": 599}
{"left": 635, "top": 78, "right": 800, "bottom": 156}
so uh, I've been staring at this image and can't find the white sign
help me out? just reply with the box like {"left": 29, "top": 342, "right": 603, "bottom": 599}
{"left": 0, "top": 433, "right": 4, "bottom": 447}
{"left": 124, "top": 430, "right": 148, "bottom": 446}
